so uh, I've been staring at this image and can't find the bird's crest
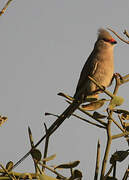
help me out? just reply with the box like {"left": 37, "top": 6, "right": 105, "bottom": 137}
{"left": 97, "top": 28, "right": 113, "bottom": 40}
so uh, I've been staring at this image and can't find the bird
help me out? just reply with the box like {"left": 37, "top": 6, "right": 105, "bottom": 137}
{"left": 50, "top": 28, "right": 117, "bottom": 130}
{"left": 74, "top": 28, "right": 117, "bottom": 101}
{"left": 12, "top": 28, "right": 117, "bottom": 169}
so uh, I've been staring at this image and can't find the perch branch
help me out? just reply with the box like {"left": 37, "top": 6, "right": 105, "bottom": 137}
{"left": 42, "top": 123, "right": 50, "bottom": 171}
{"left": 107, "top": 28, "right": 129, "bottom": 44}
{"left": 0, "top": 0, "right": 13, "bottom": 16}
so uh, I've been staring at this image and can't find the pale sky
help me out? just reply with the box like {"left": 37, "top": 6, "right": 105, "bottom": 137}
{"left": 0, "top": 0, "right": 129, "bottom": 179}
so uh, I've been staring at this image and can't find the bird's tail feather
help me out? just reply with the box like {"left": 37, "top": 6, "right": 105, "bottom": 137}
{"left": 50, "top": 100, "right": 81, "bottom": 134}
{"left": 11, "top": 101, "right": 81, "bottom": 170}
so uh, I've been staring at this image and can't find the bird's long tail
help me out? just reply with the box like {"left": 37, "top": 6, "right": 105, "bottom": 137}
{"left": 48, "top": 100, "right": 81, "bottom": 135}
{"left": 12, "top": 100, "right": 81, "bottom": 169}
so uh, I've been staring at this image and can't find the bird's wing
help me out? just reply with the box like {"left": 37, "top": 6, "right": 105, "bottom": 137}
{"left": 74, "top": 51, "right": 98, "bottom": 99}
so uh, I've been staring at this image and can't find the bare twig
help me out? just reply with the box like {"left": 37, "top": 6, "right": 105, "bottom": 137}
{"left": 118, "top": 114, "right": 124, "bottom": 127}
{"left": 112, "top": 131, "right": 129, "bottom": 139}
{"left": 0, "top": 164, "right": 16, "bottom": 180}
{"left": 100, "top": 70, "right": 122, "bottom": 179}
{"left": 100, "top": 114, "right": 112, "bottom": 180}
{"left": 46, "top": 111, "right": 106, "bottom": 129}
{"left": 28, "top": 127, "right": 38, "bottom": 173}
{"left": 88, "top": 76, "right": 114, "bottom": 98}
{"left": 42, "top": 123, "right": 50, "bottom": 172}
{"left": 122, "top": 166, "right": 129, "bottom": 180}
{"left": 104, "top": 164, "right": 114, "bottom": 178}
{"left": 66, "top": 100, "right": 107, "bottom": 127}
{"left": 94, "top": 140, "right": 100, "bottom": 180}
{"left": 111, "top": 117, "right": 125, "bottom": 132}
{"left": 72, "top": 113, "right": 106, "bottom": 129}
{"left": 113, "top": 73, "right": 122, "bottom": 95}
{"left": 0, "top": 0, "right": 13, "bottom": 16}
{"left": 107, "top": 28, "right": 129, "bottom": 44}
{"left": 39, "top": 162, "right": 67, "bottom": 179}
{"left": 124, "top": 30, "right": 129, "bottom": 39}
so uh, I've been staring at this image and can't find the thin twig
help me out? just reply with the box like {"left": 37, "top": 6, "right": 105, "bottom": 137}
{"left": 0, "top": 168, "right": 36, "bottom": 179}
{"left": 94, "top": 140, "right": 100, "bottom": 180}
{"left": 100, "top": 71, "right": 121, "bottom": 179}
{"left": 104, "top": 164, "right": 114, "bottom": 178}
{"left": 0, "top": 0, "right": 13, "bottom": 16}
{"left": 124, "top": 30, "right": 129, "bottom": 39}
{"left": 0, "top": 164, "right": 16, "bottom": 180}
{"left": 122, "top": 168, "right": 129, "bottom": 180}
{"left": 66, "top": 100, "right": 107, "bottom": 127}
{"left": 46, "top": 111, "right": 106, "bottom": 129}
{"left": 100, "top": 114, "right": 112, "bottom": 180}
{"left": 113, "top": 162, "right": 116, "bottom": 179}
{"left": 118, "top": 115, "right": 124, "bottom": 127}
{"left": 111, "top": 118, "right": 125, "bottom": 132}
{"left": 113, "top": 74, "right": 122, "bottom": 95}
{"left": 72, "top": 113, "right": 106, "bottom": 129}
{"left": 28, "top": 127, "right": 38, "bottom": 173}
{"left": 39, "top": 162, "right": 67, "bottom": 179}
{"left": 107, "top": 28, "right": 129, "bottom": 44}
{"left": 112, "top": 131, "right": 129, "bottom": 139}
{"left": 42, "top": 123, "right": 50, "bottom": 172}
{"left": 88, "top": 76, "right": 114, "bottom": 98}
{"left": 118, "top": 115, "right": 129, "bottom": 146}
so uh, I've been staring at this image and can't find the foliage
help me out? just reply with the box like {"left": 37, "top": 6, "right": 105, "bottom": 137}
{"left": 1, "top": 2, "right": 129, "bottom": 179}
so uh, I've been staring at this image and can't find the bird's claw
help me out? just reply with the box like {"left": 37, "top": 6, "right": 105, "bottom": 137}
{"left": 114, "top": 73, "right": 123, "bottom": 80}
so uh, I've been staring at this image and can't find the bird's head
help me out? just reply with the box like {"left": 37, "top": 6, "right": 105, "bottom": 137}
{"left": 95, "top": 28, "right": 117, "bottom": 50}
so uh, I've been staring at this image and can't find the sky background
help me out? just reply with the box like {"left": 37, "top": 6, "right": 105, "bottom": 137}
{"left": 0, "top": 0, "right": 129, "bottom": 179}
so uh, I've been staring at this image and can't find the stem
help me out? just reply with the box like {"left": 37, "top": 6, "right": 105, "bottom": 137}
{"left": 100, "top": 116, "right": 112, "bottom": 179}
{"left": 94, "top": 140, "right": 100, "bottom": 180}
{"left": 42, "top": 123, "right": 50, "bottom": 171}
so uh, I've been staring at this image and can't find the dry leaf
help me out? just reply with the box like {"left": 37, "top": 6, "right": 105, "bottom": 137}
{"left": 82, "top": 99, "right": 107, "bottom": 111}
{"left": 54, "top": 161, "right": 80, "bottom": 169}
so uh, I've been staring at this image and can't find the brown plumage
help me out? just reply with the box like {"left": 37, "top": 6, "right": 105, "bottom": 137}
{"left": 74, "top": 28, "right": 117, "bottom": 100}
{"left": 12, "top": 29, "right": 117, "bottom": 169}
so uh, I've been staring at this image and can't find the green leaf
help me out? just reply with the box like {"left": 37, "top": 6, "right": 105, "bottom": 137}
{"left": 31, "top": 149, "right": 42, "bottom": 161}
{"left": 109, "top": 96, "right": 124, "bottom": 110}
{"left": 38, "top": 174, "right": 58, "bottom": 180}
{"left": 121, "top": 113, "right": 129, "bottom": 120}
{"left": 113, "top": 109, "right": 129, "bottom": 115}
{"left": 54, "top": 161, "right": 80, "bottom": 169}
{"left": 5, "top": 161, "right": 13, "bottom": 171}
{"left": 72, "top": 169, "right": 82, "bottom": 178}
{"left": 110, "top": 150, "right": 129, "bottom": 164}
{"left": 93, "top": 112, "right": 107, "bottom": 119}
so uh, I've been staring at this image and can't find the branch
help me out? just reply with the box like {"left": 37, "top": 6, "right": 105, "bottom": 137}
{"left": 66, "top": 100, "right": 107, "bottom": 127}
{"left": 100, "top": 114, "right": 112, "bottom": 179}
{"left": 94, "top": 140, "right": 100, "bottom": 180}
{"left": 107, "top": 28, "right": 129, "bottom": 44}
{"left": 42, "top": 123, "right": 50, "bottom": 172}
{"left": 0, "top": 0, "right": 13, "bottom": 16}
{"left": 88, "top": 76, "right": 114, "bottom": 98}
{"left": 38, "top": 162, "right": 67, "bottom": 180}
{"left": 112, "top": 131, "right": 129, "bottom": 139}
{"left": 28, "top": 127, "right": 38, "bottom": 173}
{"left": 72, "top": 113, "right": 106, "bottom": 129}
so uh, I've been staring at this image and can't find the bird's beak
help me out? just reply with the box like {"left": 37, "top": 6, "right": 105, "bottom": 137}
{"left": 110, "top": 38, "right": 117, "bottom": 44}
{"left": 112, "top": 40, "right": 117, "bottom": 44}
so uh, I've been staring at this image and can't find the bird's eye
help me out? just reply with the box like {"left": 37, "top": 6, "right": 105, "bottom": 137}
{"left": 102, "top": 38, "right": 117, "bottom": 44}
{"left": 102, "top": 38, "right": 109, "bottom": 42}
